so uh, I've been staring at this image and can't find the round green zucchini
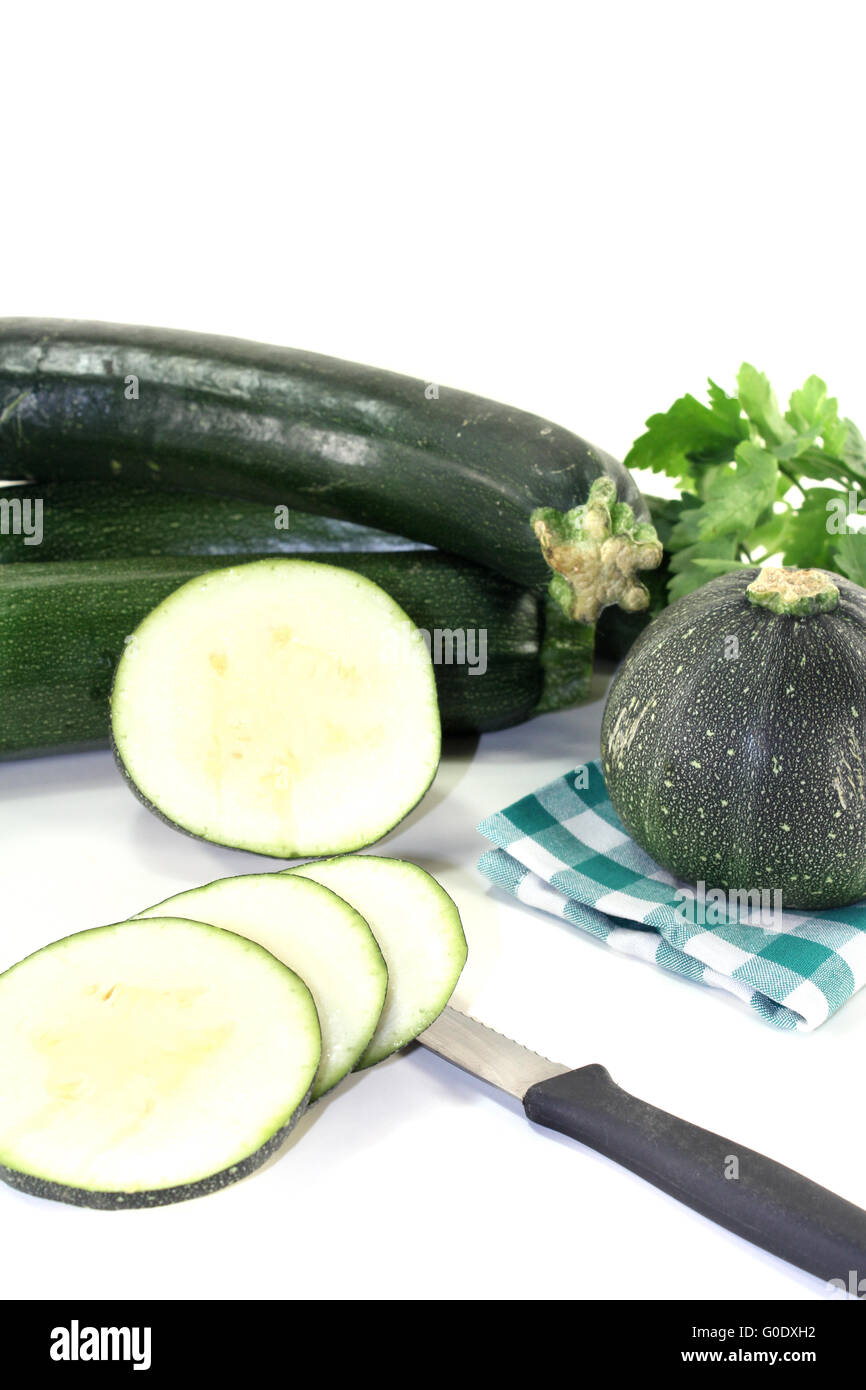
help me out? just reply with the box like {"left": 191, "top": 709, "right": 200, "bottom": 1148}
{"left": 0, "top": 319, "right": 661, "bottom": 622}
{"left": 601, "top": 566, "right": 866, "bottom": 911}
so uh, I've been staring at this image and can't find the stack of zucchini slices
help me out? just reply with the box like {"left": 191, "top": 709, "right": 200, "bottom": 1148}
{"left": 0, "top": 857, "right": 467, "bottom": 1208}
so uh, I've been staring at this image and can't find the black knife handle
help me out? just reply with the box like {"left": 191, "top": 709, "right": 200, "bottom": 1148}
{"left": 523, "top": 1064, "right": 866, "bottom": 1285}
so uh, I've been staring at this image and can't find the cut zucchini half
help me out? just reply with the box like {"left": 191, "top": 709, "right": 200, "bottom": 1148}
{"left": 0, "top": 918, "right": 321, "bottom": 1208}
{"left": 110, "top": 559, "right": 441, "bottom": 857}
{"left": 287, "top": 857, "right": 467, "bottom": 1068}
{"left": 137, "top": 875, "right": 387, "bottom": 1099}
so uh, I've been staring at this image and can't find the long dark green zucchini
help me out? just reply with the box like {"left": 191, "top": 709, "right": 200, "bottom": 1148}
{"left": 0, "top": 320, "right": 661, "bottom": 622}
{"left": 0, "top": 478, "right": 655, "bottom": 671}
{"left": 0, "top": 477, "right": 644, "bottom": 687}
{"left": 0, "top": 552, "right": 593, "bottom": 759}
{"left": 0, "top": 480, "right": 420, "bottom": 561}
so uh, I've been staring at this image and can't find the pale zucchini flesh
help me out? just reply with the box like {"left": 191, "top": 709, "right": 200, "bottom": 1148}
{"left": 0, "top": 918, "right": 321, "bottom": 1208}
{"left": 137, "top": 875, "right": 388, "bottom": 1098}
{"left": 287, "top": 856, "right": 467, "bottom": 1067}
{"left": 110, "top": 559, "right": 441, "bottom": 857}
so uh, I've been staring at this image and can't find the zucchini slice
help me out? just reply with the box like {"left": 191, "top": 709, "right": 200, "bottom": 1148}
{"left": 287, "top": 856, "right": 467, "bottom": 1068}
{"left": 137, "top": 874, "right": 387, "bottom": 1098}
{"left": 0, "top": 918, "right": 320, "bottom": 1208}
{"left": 110, "top": 559, "right": 441, "bottom": 856}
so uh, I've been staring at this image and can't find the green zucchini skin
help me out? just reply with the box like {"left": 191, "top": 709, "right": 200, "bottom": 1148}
{"left": 0, "top": 550, "right": 572, "bottom": 760}
{"left": 601, "top": 568, "right": 866, "bottom": 911}
{"left": 0, "top": 481, "right": 592, "bottom": 733}
{"left": 0, "top": 480, "right": 416, "bottom": 562}
{"left": 0, "top": 319, "right": 648, "bottom": 598}
{"left": 0, "top": 1083, "right": 312, "bottom": 1210}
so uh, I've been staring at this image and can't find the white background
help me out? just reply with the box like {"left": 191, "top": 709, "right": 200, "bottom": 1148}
{"left": 2, "top": 1, "right": 865, "bottom": 1302}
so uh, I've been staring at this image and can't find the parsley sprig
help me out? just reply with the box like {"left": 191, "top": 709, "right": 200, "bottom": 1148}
{"left": 626, "top": 366, "right": 866, "bottom": 601}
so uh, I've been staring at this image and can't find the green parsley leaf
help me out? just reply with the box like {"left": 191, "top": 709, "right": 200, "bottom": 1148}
{"left": 668, "top": 559, "right": 746, "bottom": 603}
{"left": 707, "top": 379, "right": 746, "bottom": 429}
{"left": 749, "top": 506, "right": 791, "bottom": 559}
{"left": 842, "top": 419, "right": 866, "bottom": 481}
{"left": 627, "top": 364, "right": 866, "bottom": 613}
{"left": 670, "top": 441, "right": 778, "bottom": 546}
{"left": 786, "top": 374, "right": 841, "bottom": 441}
{"left": 781, "top": 487, "right": 846, "bottom": 571}
{"left": 833, "top": 530, "right": 866, "bottom": 586}
{"left": 737, "top": 364, "right": 794, "bottom": 447}
{"left": 625, "top": 388, "right": 747, "bottom": 485}
{"left": 643, "top": 494, "right": 688, "bottom": 550}
{"left": 666, "top": 536, "right": 740, "bottom": 602}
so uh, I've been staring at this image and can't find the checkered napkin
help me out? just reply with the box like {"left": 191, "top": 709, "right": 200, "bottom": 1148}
{"left": 478, "top": 760, "right": 866, "bottom": 1032}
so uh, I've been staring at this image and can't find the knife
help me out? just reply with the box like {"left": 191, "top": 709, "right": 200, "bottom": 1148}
{"left": 418, "top": 1006, "right": 866, "bottom": 1286}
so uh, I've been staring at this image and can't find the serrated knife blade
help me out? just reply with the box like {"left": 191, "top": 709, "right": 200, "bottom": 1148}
{"left": 418, "top": 1005, "right": 569, "bottom": 1099}
{"left": 417, "top": 1005, "right": 866, "bottom": 1288}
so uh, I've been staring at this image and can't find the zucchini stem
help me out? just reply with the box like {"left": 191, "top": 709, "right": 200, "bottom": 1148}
{"left": 531, "top": 477, "right": 663, "bottom": 624}
{"left": 746, "top": 566, "right": 840, "bottom": 616}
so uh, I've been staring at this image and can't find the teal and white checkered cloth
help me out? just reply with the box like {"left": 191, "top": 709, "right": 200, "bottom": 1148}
{"left": 478, "top": 760, "right": 866, "bottom": 1032}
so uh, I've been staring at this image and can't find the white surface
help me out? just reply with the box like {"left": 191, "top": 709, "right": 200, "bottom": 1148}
{"left": 3, "top": 1, "right": 866, "bottom": 1302}
{"left": 3, "top": 683, "right": 864, "bottom": 1301}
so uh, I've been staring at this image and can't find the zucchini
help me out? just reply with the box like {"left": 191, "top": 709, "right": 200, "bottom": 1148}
{"left": 287, "top": 856, "right": 467, "bottom": 1067}
{"left": 601, "top": 566, "right": 866, "bottom": 911}
{"left": 0, "top": 479, "right": 412, "bottom": 562}
{"left": 0, "top": 549, "right": 591, "bottom": 761}
{"left": 0, "top": 319, "right": 661, "bottom": 622}
{"left": 110, "top": 559, "right": 441, "bottom": 858}
{"left": 0, "top": 917, "right": 321, "bottom": 1208}
{"left": 137, "top": 874, "right": 388, "bottom": 1098}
